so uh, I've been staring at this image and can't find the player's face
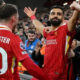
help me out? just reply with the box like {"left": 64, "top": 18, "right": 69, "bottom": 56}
{"left": 28, "top": 33, "right": 36, "bottom": 42}
{"left": 12, "top": 13, "right": 19, "bottom": 32}
{"left": 49, "top": 8, "right": 64, "bottom": 27}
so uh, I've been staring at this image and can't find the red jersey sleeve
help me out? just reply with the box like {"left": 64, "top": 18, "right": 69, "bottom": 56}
{"left": 62, "top": 24, "right": 76, "bottom": 37}
{"left": 11, "top": 35, "right": 29, "bottom": 61}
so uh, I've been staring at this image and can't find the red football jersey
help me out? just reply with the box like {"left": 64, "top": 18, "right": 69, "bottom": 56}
{"left": 43, "top": 24, "right": 75, "bottom": 80}
{"left": 0, "top": 25, "right": 28, "bottom": 80}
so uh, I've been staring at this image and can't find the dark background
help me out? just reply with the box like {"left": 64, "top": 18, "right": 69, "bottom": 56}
{"left": 4, "top": 0, "right": 74, "bottom": 19}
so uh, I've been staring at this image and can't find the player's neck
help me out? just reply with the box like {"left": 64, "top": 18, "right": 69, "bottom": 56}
{"left": 51, "top": 26, "right": 59, "bottom": 31}
{"left": 0, "top": 20, "right": 13, "bottom": 30}
{"left": 51, "top": 22, "right": 63, "bottom": 30}
{"left": 0, "top": 23, "right": 12, "bottom": 32}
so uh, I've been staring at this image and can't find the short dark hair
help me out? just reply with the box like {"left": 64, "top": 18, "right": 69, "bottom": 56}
{"left": 0, "top": 4, "right": 18, "bottom": 20}
{"left": 50, "top": 5, "right": 64, "bottom": 14}
{"left": 28, "top": 30, "right": 35, "bottom": 34}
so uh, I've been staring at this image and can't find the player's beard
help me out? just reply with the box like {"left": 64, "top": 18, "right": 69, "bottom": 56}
{"left": 50, "top": 17, "right": 62, "bottom": 27}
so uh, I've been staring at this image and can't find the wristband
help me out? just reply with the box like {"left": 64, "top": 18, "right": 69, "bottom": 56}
{"left": 30, "top": 15, "right": 36, "bottom": 20}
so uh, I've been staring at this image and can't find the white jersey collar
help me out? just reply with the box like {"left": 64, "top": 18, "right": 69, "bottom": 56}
{"left": 0, "top": 25, "right": 12, "bottom": 32}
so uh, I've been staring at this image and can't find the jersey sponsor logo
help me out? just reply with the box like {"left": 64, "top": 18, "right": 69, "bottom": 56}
{"left": 0, "top": 36, "right": 10, "bottom": 44}
{"left": 46, "top": 39, "right": 57, "bottom": 45}
{"left": 20, "top": 42, "right": 25, "bottom": 50}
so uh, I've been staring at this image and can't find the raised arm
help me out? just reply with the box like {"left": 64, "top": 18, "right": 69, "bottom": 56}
{"left": 24, "top": 7, "right": 45, "bottom": 35}
{"left": 68, "top": 1, "right": 80, "bottom": 32}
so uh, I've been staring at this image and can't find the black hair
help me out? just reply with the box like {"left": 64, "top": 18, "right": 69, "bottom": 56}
{"left": 50, "top": 5, "right": 64, "bottom": 14}
{"left": 0, "top": 4, "right": 18, "bottom": 20}
{"left": 28, "top": 30, "right": 35, "bottom": 34}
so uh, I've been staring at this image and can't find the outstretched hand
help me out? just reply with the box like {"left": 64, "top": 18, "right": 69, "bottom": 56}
{"left": 70, "top": 0, "right": 80, "bottom": 11}
{"left": 24, "top": 7, "right": 37, "bottom": 17}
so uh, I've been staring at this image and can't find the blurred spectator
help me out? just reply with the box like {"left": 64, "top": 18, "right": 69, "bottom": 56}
{"left": 24, "top": 26, "right": 29, "bottom": 39}
{"left": 25, "top": 30, "right": 41, "bottom": 65}
{"left": 32, "top": 42, "right": 44, "bottom": 67}
{"left": 68, "top": 39, "right": 80, "bottom": 80}
{"left": 36, "top": 32, "right": 43, "bottom": 40}
{"left": 71, "top": 40, "right": 80, "bottom": 80}
{"left": 40, "top": 37, "right": 46, "bottom": 55}
{"left": 67, "top": 39, "right": 77, "bottom": 80}
{"left": 28, "top": 26, "right": 36, "bottom": 32}
{"left": 18, "top": 27, "right": 26, "bottom": 43}
{"left": 74, "top": 18, "right": 80, "bottom": 41}
{"left": 64, "top": 8, "right": 73, "bottom": 20}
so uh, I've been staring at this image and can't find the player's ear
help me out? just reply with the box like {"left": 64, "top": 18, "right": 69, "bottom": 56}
{"left": 10, "top": 15, "right": 16, "bottom": 24}
{"left": 11, "top": 15, "right": 16, "bottom": 22}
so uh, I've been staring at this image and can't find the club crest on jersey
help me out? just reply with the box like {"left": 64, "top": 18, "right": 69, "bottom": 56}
{"left": 20, "top": 42, "right": 25, "bottom": 50}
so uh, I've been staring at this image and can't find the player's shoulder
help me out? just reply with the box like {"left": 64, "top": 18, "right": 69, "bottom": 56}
{"left": 44, "top": 26, "right": 52, "bottom": 33}
{"left": 10, "top": 33, "right": 21, "bottom": 42}
{"left": 13, "top": 34, "right": 20, "bottom": 39}
{"left": 59, "top": 23, "right": 68, "bottom": 30}
{"left": 9, "top": 32, "right": 18, "bottom": 38}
